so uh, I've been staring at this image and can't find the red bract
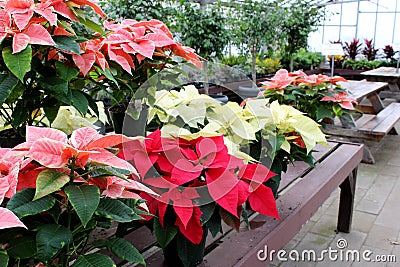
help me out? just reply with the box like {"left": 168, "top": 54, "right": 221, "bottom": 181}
{"left": 320, "top": 92, "right": 358, "bottom": 110}
{"left": 127, "top": 129, "right": 279, "bottom": 244}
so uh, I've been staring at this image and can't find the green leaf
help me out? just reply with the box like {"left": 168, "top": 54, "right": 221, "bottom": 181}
{"left": 34, "top": 170, "right": 70, "bottom": 200}
{"left": 64, "top": 185, "right": 100, "bottom": 228}
{"left": 86, "top": 94, "right": 99, "bottom": 117}
{"left": 7, "top": 235, "right": 36, "bottom": 259}
{"left": 71, "top": 90, "right": 89, "bottom": 114}
{"left": 56, "top": 61, "right": 79, "bottom": 81}
{"left": 204, "top": 207, "right": 222, "bottom": 238}
{"left": 36, "top": 224, "right": 72, "bottom": 263}
{"left": 39, "top": 76, "right": 69, "bottom": 95}
{"left": 89, "top": 166, "right": 131, "bottom": 179}
{"left": 53, "top": 36, "right": 81, "bottom": 54}
{"left": 99, "top": 67, "right": 118, "bottom": 86}
{"left": 72, "top": 254, "right": 115, "bottom": 267}
{"left": 153, "top": 219, "right": 178, "bottom": 249}
{"left": 2, "top": 45, "right": 32, "bottom": 82}
{"left": 95, "top": 199, "right": 138, "bottom": 223}
{"left": 6, "top": 188, "right": 56, "bottom": 218}
{"left": 0, "top": 250, "right": 9, "bottom": 267}
{"left": 199, "top": 203, "right": 215, "bottom": 225}
{"left": 43, "top": 106, "right": 60, "bottom": 124}
{"left": 96, "top": 238, "right": 145, "bottom": 265}
{"left": 0, "top": 74, "right": 19, "bottom": 106}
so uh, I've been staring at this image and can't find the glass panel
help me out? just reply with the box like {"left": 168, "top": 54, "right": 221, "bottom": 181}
{"left": 375, "top": 13, "right": 395, "bottom": 49}
{"left": 340, "top": 2, "right": 358, "bottom": 25}
{"left": 324, "top": 4, "right": 342, "bottom": 25}
{"left": 356, "top": 13, "right": 376, "bottom": 40}
{"left": 378, "top": 0, "right": 397, "bottom": 11}
{"left": 359, "top": 1, "right": 378, "bottom": 12}
{"left": 340, "top": 27, "right": 356, "bottom": 44}
{"left": 323, "top": 26, "right": 340, "bottom": 44}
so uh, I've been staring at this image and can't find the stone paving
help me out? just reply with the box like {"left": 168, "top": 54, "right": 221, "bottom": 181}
{"left": 270, "top": 133, "right": 400, "bottom": 266}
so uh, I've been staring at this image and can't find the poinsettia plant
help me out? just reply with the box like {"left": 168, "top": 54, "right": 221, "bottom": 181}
{"left": 120, "top": 128, "right": 279, "bottom": 266}
{"left": 77, "top": 18, "right": 201, "bottom": 113}
{"left": 0, "top": 126, "right": 156, "bottom": 266}
{"left": 0, "top": 0, "right": 200, "bottom": 138}
{"left": 0, "top": 0, "right": 107, "bottom": 138}
{"left": 148, "top": 85, "right": 327, "bottom": 194}
{"left": 259, "top": 69, "right": 358, "bottom": 122}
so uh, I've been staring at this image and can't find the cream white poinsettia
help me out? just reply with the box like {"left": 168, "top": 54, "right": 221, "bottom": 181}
{"left": 207, "top": 101, "right": 259, "bottom": 145}
{"left": 148, "top": 85, "right": 219, "bottom": 127}
{"left": 268, "top": 101, "right": 327, "bottom": 153}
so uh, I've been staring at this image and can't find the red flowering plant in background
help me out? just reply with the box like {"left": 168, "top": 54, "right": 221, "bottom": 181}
{"left": 0, "top": 126, "right": 157, "bottom": 266}
{"left": 120, "top": 129, "right": 279, "bottom": 266}
{"left": 259, "top": 69, "right": 358, "bottom": 122}
{"left": 0, "top": 0, "right": 200, "bottom": 137}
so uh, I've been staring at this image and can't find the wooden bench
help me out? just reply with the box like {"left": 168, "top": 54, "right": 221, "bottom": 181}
{"left": 323, "top": 80, "right": 400, "bottom": 163}
{"left": 98, "top": 142, "right": 363, "bottom": 266}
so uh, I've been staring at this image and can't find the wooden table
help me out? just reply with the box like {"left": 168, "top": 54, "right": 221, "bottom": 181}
{"left": 361, "top": 67, "right": 400, "bottom": 99}
{"left": 324, "top": 80, "right": 400, "bottom": 163}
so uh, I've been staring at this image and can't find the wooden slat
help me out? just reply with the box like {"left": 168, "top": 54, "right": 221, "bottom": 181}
{"left": 279, "top": 142, "right": 338, "bottom": 191}
{"left": 340, "top": 80, "right": 388, "bottom": 101}
{"left": 358, "top": 102, "right": 400, "bottom": 134}
{"left": 370, "top": 103, "right": 400, "bottom": 134}
{"left": 203, "top": 143, "right": 363, "bottom": 267}
{"left": 355, "top": 114, "right": 376, "bottom": 128}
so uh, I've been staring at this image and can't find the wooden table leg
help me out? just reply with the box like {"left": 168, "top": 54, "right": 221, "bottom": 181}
{"left": 337, "top": 168, "right": 357, "bottom": 233}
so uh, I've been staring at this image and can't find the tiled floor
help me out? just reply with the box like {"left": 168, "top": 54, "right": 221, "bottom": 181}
{"left": 271, "top": 133, "right": 400, "bottom": 266}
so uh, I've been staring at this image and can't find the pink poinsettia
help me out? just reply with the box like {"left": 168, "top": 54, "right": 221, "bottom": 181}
{"left": 260, "top": 69, "right": 294, "bottom": 93}
{"left": 126, "top": 129, "right": 279, "bottom": 244}
{"left": 16, "top": 126, "right": 138, "bottom": 174}
{"left": 0, "top": 149, "right": 26, "bottom": 230}
{"left": 321, "top": 92, "right": 358, "bottom": 110}
{"left": 74, "top": 19, "right": 201, "bottom": 76}
{"left": 2, "top": 0, "right": 105, "bottom": 53}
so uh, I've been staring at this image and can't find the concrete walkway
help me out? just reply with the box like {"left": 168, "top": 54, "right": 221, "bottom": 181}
{"left": 271, "top": 134, "right": 400, "bottom": 266}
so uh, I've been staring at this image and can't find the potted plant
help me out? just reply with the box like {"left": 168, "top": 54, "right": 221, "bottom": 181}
{"left": 115, "top": 85, "right": 327, "bottom": 266}
{"left": 0, "top": 0, "right": 106, "bottom": 146}
{"left": 0, "top": 126, "right": 157, "bottom": 266}
{"left": 259, "top": 69, "right": 358, "bottom": 123}
{"left": 76, "top": 18, "right": 201, "bottom": 134}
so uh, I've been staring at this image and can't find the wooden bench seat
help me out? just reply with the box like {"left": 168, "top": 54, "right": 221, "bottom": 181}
{"left": 324, "top": 102, "right": 400, "bottom": 142}
{"left": 105, "top": 142, "right": 363, "bottom": 267}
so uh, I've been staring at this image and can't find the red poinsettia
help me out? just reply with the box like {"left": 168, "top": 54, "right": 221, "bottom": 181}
{"left": 123, "top": 129, "right": 279, "bottom": 245}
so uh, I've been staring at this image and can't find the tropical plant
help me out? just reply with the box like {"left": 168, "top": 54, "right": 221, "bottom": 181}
{"left": 229, "top": 0, "right": 283, "bottom": 86}
{"left": 0, "top": 0, "right": 105, "bottom": 139}
{"left": 100, "top": 0, "right": 174, "bottom": 23}
{"left": 362, "top": 39, "right": 379, "bottom": 61}
{"left": 174, "top": 1, "right": 230, "bottom": 60}
{"left": 260, "top": 69, "right": 358, "bottom": 122}
{"left": 343, "top": 59, "right": 384, "bottom": 70}
{"left": 344, "top": 38, "right": 362, "bottom": 60}
{"left": 292, "top": 48, "right": 324, "bottom": 70}
{"left": 0, "top": 126, "right": 156, "bottom": 266}
{"left": 279, "top": 0, "right": 325, "bottom": 71}
{"left": 383, "top": 45, "right": 396, "bottom": 61}
{"left": 256, "top": 57, "right": 281, "bottom": 75}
